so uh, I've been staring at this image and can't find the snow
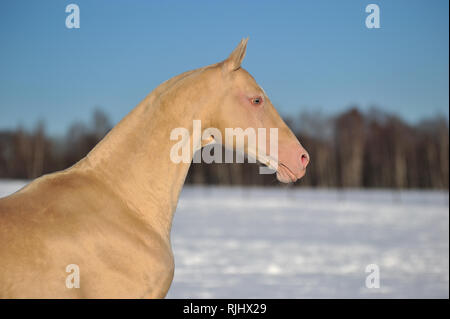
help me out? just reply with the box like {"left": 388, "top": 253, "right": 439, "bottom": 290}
{"left": 1, "top": 181, "right": 448, "bottom": 298}
{"left": 0, "top": 179, "right": 28, "bottom": 198}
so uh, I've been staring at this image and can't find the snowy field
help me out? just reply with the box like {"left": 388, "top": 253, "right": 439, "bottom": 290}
{"left": 1, "top": 180, "right": 448, "bottom": 298}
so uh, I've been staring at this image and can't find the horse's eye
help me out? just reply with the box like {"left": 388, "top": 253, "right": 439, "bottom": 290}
{"left": 251, "top": 97, "right": 262, "bottom": 105}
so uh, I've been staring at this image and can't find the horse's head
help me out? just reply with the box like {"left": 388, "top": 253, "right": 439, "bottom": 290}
{"left": 207, "top": 38, "right": 309, "bottom": 183}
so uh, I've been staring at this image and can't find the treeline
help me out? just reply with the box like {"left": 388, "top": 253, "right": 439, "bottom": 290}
{"left": 0, "top": 107, "right": 448, "bottom": 189}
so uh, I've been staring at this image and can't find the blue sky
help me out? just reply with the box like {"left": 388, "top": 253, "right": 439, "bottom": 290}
{"left": 0, "top": 0, "right": 448, "bottom": 135}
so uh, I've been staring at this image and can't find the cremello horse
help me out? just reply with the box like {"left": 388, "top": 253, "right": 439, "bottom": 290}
{"left": 0, "top": 39, "right": 309, "bottom": 298}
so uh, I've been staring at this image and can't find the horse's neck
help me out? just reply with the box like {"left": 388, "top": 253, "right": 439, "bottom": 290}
{"left": 80, "top": 73, "right": 208, "bottom": 239}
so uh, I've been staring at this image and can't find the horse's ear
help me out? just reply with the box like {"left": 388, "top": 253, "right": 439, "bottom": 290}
{"left": 223, "top": 38, "right": 248, "bottom": 72}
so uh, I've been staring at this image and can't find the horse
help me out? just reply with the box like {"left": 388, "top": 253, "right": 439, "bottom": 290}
{"left": 0, "top": 39, "right": 309, "bottom": 298}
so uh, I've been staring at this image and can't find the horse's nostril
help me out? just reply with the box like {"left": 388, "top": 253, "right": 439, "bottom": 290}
{"left": 301, "top": 153, "right": 309, "bottom": 168}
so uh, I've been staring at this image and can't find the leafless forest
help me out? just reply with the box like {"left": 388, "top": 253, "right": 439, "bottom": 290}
{"left": 0, "top": 107, "right": 448, "bottom": 189}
